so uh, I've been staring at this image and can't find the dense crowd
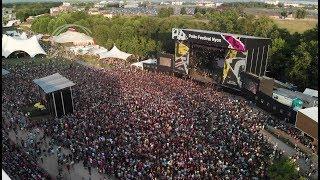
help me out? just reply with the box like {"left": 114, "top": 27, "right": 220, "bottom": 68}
{"left": 2, "top": 55, "right": 316, "bottom": 179}
{"left": 2, "top": 128, "right": 51, "bottom": 180}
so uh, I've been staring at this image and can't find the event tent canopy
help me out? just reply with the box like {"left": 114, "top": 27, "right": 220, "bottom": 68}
{"left": 99, "top": 45, "right": 132, "bottom": 60}
{"left": 131, "top": 58, "right": 157, "bottom": 69}
{"left": 52, "top": 30, "right": 94, "bottom": 46}
{"left": 2, "top": 69, "right": 10, "bottom": 76}
{"left": 33, "top": 73, "right": 75, "bottom": 94}
{"left": 2, "top": 34, "right": 46, "bottom": 58}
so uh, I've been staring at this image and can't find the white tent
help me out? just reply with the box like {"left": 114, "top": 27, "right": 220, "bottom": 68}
{"left": 131, "top": 58, "right": 157, "bottom": 69}
{"left": 52, "top": 30, "right": 94, "bottom": 46}
{"left": 99, "top": 45, "right": 132, "bottom": 60}
{"left": 2, "top": 169, "right": 11, "bottom": 180}
{"left": 2, "top": 34, "right": 46, "bottom": 58}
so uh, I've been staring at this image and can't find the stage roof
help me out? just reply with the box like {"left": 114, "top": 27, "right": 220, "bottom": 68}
{"left": 2, "top": 69, "right": 10, "bottom": 76}
{"left": 33, "top": 73, "right": 75, "bottom": 94}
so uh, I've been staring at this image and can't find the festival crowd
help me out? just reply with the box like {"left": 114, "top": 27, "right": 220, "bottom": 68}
{"left": 2, "top": 52, "right": 317, "bottom": 179}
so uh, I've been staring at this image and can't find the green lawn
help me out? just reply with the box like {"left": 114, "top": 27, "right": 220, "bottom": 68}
{"left": 273, "top": 18, "right": 318, "bottom": 34}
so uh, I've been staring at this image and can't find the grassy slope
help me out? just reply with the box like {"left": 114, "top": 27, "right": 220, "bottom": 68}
{"left": 273, "top": 18, "right": 318, "bottom": 34}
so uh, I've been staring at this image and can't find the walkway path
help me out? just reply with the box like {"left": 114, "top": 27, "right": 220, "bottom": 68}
{"left": 260, "top": 129, "right": 318, "bottom": 179}
{"left": 6, "top": 120, "right": 115, "bottom": 180}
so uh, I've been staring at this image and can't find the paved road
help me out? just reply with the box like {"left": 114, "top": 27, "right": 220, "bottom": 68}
{"left": 260, "top": 129, "right": 318, "bottom": 179}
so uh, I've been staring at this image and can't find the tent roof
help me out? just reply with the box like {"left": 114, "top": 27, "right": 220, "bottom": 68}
{"left": 2, "top": 69, "right": 10, "bottom": 76}
{"left": 99, "top": 45, "right": 132, "bottom": 60}
{"left": 303, "top": 88, "right": 318, "bottom": 98}
{"left": 2, "top": 170, "right": 11, "bottom": 180}
{"left": 298, "top": 107, "right": 318, "bottom": 123}
{"left": 2, "top": 34, "right": 46, "bottom": 58}
{"left": 52, "top": 30, "right": 94, "bottom": 45}
{"left": 131, "top": 58, "right": 157, "bottom": 68}
{"left": 33, "top": 73, "right": 75, "bottom": 94}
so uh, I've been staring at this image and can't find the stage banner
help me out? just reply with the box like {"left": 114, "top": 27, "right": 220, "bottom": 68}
{"left": 222, "top": 49, "right": 248, "bottom": 88}
{"left": 172, "top": 28, "right": 247, "bottom": 52}
{"left": 174, "top": 41, "right": 190, "bottom": 74}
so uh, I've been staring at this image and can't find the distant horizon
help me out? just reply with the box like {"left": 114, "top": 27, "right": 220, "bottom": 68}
{"left": 2, "top": 0, "right": 318, "bottom": 4}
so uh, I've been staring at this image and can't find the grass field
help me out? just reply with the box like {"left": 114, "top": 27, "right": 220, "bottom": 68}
{"left": 273, "top": 19, "right": 317, "bottom": 34}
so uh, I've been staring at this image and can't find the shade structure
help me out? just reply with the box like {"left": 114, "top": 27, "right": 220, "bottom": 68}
{"left": 33, "top": 73, "right": 75, "bottom": 118}
{"left": 52, "top": 30, "right": 94, "bottom": 46}
{"left": 2, "top": 69, "right": 10, "bottom": 76}
{"left": 2, "top": 34, "right": 46, "bottom": 58}
{"left": 33, "top": 73, "right": 75, "bottom": 94}
{"left": 131, "top": 58, "right": 157, "bottom": 69}
{"left": 295, "top": 107, "right": 318, "bottom": 140}
{"left": 99, "top": 45, "right": 132, "bottom": 60}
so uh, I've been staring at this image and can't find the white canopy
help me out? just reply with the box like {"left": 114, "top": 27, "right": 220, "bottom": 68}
{"left": 52, "top": 30, "right": 94, "bottom": 46}
{"left": 2, "top": 170, "right": 11, "bottom": 180}
{"left": 2, "top": 34, "right": 46, "bottom": 58}
{"left": 33, "top": 73, "right": 75, "bottom": 94}
{"left": 303, "top": 88, "right": 318, "bottom": 98}
{"left": 2, "top": 69, "right": 10, "bottom": 76}
{"left": 298, "top": 107, "right": 318, "bottom": 123}
{"left": 131, "top": 58, "right": 157, "bottom": 69}
{"left": 99, "top": 45, "right": 132, "bottom": 60}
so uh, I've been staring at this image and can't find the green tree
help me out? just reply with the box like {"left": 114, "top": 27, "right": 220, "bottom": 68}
{"left": 289, "top": 41, "right": 313, "bottom": 90}
{"left": 295, "top": 9, "right": 307, "bottom": 19}
{"left": 180, "top": 7, "right": 187, "bottom": 15}
{"left": 158, "top": 7, "right": 174, "bottom": 18}
{"left": 268, "top": 156, "right": 299, "bottom": 180}
{"left": 280, "top": 10, "right": 288, "bottom": 18}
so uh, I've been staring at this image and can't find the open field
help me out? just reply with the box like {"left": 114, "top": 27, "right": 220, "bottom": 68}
{"left": 273, "top": 18, "right": 318, "bottom": 33}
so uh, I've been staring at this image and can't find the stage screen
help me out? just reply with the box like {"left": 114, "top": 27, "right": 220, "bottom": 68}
{"left": 189, "top": 43, "right": 228, "bottom": 83}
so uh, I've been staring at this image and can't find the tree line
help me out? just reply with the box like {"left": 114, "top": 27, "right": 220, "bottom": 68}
{"left": 31, "top": 10, "right": 318, "bottom": 90}
{"left": 12, "top": 2, "right": 63, "bottom": 22}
